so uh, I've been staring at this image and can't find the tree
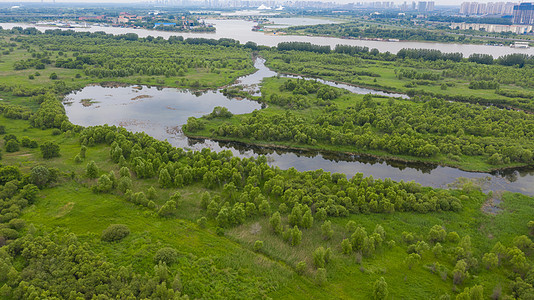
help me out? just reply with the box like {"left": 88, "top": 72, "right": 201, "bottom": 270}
{"left": 428, "top": 225, "right": 446, "bottom": 243}
{"left": 313, "top": 247, "right": 326, "bottom": 268}
{"left": 86, "top": 161, "right": 98, "bottom": 178}
{"left": 5, "top": 140, "right": 20, "bottom": 153}
{"left": 259, "top": 200, "right": 271, "bottom": 216}
{"left": 158, "top": 200, "right": 178, "bottom": 217}
{"left": 373, "top": 277, "right": 389, "bottom": 300}
{"left": 101, "top": 224, "right": 130, "bottom": 242}
{"left": 200, "top": 192, "right": 210, "bottom": 209}
{"left": 341, "top": 238, "right": 352, "bottom": 255}
{"left": 482, "top": 252, "right": 498, "bottom": 270}
{"left": 528, "top": 220, "right": 534, "bottom": 236}
{"left": 29, "top": 165, "right": 51, "bottom": 188}
{"left": 453, "top": 259, "right": 468, "bottom": 285}
{"left": 253, "top": 240, "right": 263, "bottom": 252}
{"left": 269, "top": 212, "right": 282, "bottom": 234}
{"left": 405, "top": 253, "right": 421, "bottom": 270}
{"left": 158, "top": 168, "right": 173, "bottom": 188}
{"left": 154, "top": 247, "right": 178, "bottom": 265}
{"left": 93, "top": 174, "right": 113, "bottom": 193}
{"left": 296, "top": 261, "right": 307, "bottom": 275}
{"left": 147, "top": 186, "right": 157, "bottom": 200}
{"left": 118, "top": 176, "right": 132, "bottom": 193}
{"left": 321, "top": 220, "right": 333, "bottom": 240}
{"left": 301, "top": 209, "right": 314, "bottom": 228}
{"left": 351, "top": 226, "right": 367, "bottom": 252}
{"left": 40, "top": 141, "right": 60, "bottom": 159}
{"left": 291, "top": 225, "right": 302, "bottom": 246}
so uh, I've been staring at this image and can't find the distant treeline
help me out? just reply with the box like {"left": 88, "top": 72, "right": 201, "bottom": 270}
{"left": 276, "top": 42, "right": 534, "bottom": 67}
{"left": 5, "top": 27, "right": 534, "bottom": 68}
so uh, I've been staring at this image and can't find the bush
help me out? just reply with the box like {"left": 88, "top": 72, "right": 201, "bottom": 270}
{"left": 29, "top": 165, "right": 51, "bottom": 188}
{"left": 86, "top": 161, "right": 98, "bottom": 178}
{"left": 5, "top": 140, "right": 20, "bottom": 153}
{"left": 373, "top": 277, "right": 389, "bottom": 300}
{"left": 40, "top": 141, "right": 60, "bottom": 159}
{"left": 101, "top": 224, "right": 130, "bottom": 242}
{"left": 154, "top": 247, "right": 178, "bottom": 265}
{"left": 51, "top": 128, "right": 61, "bottom": 136}
{"left": 49, "top": 73, "right": 58, "bottom": 80}
{"left": 296, "top": 261, "right": 307, "bottom": 275}
{"left": 253, "top": 240, "right": 264, "bottom": 252}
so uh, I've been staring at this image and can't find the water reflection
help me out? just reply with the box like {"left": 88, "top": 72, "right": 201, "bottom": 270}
{"left": 63, "top": 58, "right": 534, "bottom": 195}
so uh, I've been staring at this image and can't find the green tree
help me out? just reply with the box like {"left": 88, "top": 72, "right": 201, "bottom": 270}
{"left": 428, "top": 225, "right": 446, "bottom": 243}
{"left": 5, "top": 140, "right": 20, "bottom": 153}
{"left": 86, "top": 161, "right": 98, "bottom": 178}
{"left": 269, "top": 212, "right": 282, "bottom": 234}
{"left": 341, "top": 238, "right": 352, "bottom": 255}
{"left": 29, "top": 165, "right": 51, "bottom": 188}
{"left": 158, "top": 168, "right": 173, "bottom": 188}
{"left": 482, "top": 252, "right": 499, "bottom": 270}
{"left": 154, "top": 247, "right": 178, "bottom": 265}
{"left": 405, "top": 253, "right": 421, "bottom": 270}
{"left": 158, "top": 200, "right": 178, "bottom": 217}
{"left": 321, "top": 220, "right": 333, "bottom": 240}
{"left": 253, "top": 240, "right": 263, "bottom": 252}
{"left": 373, "top": 277, "right": 389, "bottom": 300}
{"left": 101, "top": 224, "right": 130, "bottom": 242}
{"left": 301, "top": 209, "right": 314, "bottom": 228}
{"left": 40, "top": 141, "right": 60, "bottom": 159}
{"left": 313, "top": 247, "right": 326, "bottom": 268}
{"left": 93, "top": 174, "right": 113, "bottom": 193}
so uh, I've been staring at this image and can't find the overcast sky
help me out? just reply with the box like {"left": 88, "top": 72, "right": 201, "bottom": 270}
{"left": 0, "top": 0, "right": 511, "bottom": 6}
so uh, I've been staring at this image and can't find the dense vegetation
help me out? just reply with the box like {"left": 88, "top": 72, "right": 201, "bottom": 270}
{"left": 261, "top": 46, "right": 534, "bottom": 113}
{"left": 0, "top": 26, "right": 532, "bottom": 299}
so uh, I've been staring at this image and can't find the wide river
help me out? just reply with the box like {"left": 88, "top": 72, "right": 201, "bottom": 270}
{"left": 63, "top": 58, "right": 534, "bottom": 195}
{"left": 2, "top": 18, "right": 534, "bottom": 57}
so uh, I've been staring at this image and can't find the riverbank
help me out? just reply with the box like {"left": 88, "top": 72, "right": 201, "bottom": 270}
{"left": 183, "top": 132, "right": 530, "bottom": 173}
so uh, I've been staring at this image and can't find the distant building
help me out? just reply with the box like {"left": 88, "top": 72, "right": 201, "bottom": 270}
{"left": 417, "top": 1, "right": 434, "bottom": 12}
{"left": 460, "top": 2, "right": 516, "bottom": 16}
{"left": 451, "top": 22, "right": 533, "bottom": 33}
{"left": 513, "top": 3, "right": 534, "bottom": 24}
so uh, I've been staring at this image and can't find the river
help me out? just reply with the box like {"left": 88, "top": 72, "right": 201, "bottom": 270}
{"left": 63, "top": 58, "right": 534, "bottom": 196}
{"left": 2, "top": 18, "right": 534, "bottom": 57}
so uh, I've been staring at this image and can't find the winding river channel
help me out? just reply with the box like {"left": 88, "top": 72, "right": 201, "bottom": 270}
{"left": 63, "top": 58, "right": 534, "bottom": 195}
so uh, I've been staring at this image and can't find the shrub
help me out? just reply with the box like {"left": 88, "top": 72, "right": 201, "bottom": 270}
{"left": 40, "top": 141, "right": 60, "bottom": 158}
{"left": 196, "top": 217, "right": 207, "bottom": 228}
{"left": 86, "top": 161, "right": 98, "bottom": 178}
{"left": 5, "top": 140, "right": 20, "bottom": 153}
{"left": 296, "top": 261, "right": 307, "bottom": 275}
{"left": 101, "top": 224, "right": 130, "bottom": 242}
{"left": 373, "top": 277, "right": 389, "bottom": 300}
{"left": 253, "top": 240, "right": 263, "bottom": 252}
{"left": 154, "top": 247, "right": 178, "bottom": 265}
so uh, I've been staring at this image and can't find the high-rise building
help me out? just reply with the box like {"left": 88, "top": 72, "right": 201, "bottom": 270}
{"left": 460, "top": 2, "right": 517, "bottom": 16}
{"left": 513, "top": 3, "right": 534, "bottom": 24}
